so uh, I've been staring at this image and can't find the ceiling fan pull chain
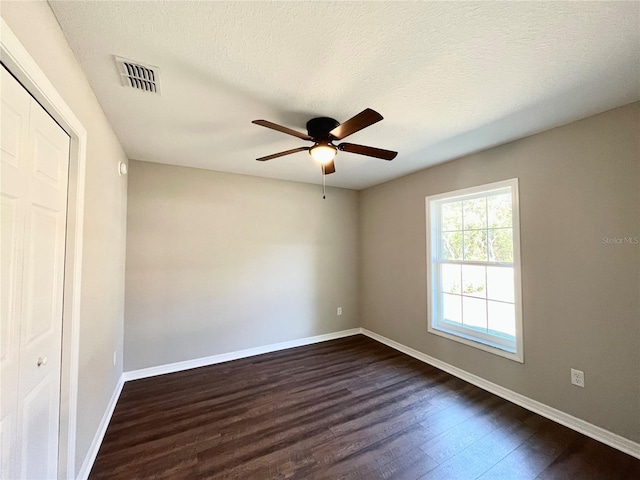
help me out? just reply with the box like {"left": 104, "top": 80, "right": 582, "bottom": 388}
{"left": 322, "top": 166, "right": 326, "bottom": 199}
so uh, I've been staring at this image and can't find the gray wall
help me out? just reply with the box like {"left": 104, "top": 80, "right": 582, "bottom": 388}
{"left": 1, "top": 1, "right": 128, "bottom": 474}
{"left": 360, "top": 102, "right": 640, "bottom": 442}
{"left": 124, "top": 161, "right": 359, "bottom": 371}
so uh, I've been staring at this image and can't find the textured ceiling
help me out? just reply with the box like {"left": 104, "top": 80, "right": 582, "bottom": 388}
{"left": 49, "top": 1, "right": 639, "bottom": 190}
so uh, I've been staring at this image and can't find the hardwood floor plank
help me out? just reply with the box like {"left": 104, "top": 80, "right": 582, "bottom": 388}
{"left": 535, "top": 435, "right": 640, "bottom": 480}
{"left": 372, "top": 447, "right": 439, "bottom": 480}
{"left": 420, "top": 399, "right": 528, "bottom": 465}
{"left": 89, "top": 335, "right": 640, "bottom": 480}
{"left": 476, "top": 420, "right": 580, "bottom": 480}
{"left": 318, "top": 424, "right": 434, "bottom": 480}
{"left": 418, "top": 410, "right": 545, "bottom": 479}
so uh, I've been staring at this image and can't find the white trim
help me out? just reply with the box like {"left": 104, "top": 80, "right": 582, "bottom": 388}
{"left": 75, "top": 377, "right": 124, "bottom": 480}
{"left": 361, "top": 328, "right": 640, "bottom": 460}
{"left": 426, "top": 178, "right": 518, "bottom": 203}
{"left": 1, "top": 18, "right": 87, "bottom": 479}
{"left": 123, "top": 329, "right": 362, "bottom": 382}
{"left": 425, "top": 178, "right": 524, "bottom": 363}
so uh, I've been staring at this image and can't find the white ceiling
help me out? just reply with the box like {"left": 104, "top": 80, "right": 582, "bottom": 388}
{"left": 49, "top": 1, "right": 639, "bottom": 190}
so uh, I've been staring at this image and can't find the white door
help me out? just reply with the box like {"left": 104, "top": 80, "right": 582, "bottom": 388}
{"left": 1, "top": 66, "right": 70, "bottom": 479}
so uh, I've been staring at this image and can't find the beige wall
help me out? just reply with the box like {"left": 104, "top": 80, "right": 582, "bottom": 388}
{"left": 360, "top": 102, "right": 640, "bottom": 442}
{"left": 2, "top": 1, "right": 128, "bottom": 474}
{"left": 124, "top": 161, "right": 359, "bottom": 370}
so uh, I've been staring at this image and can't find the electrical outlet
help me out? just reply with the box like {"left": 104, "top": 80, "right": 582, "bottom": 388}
{"left": 571, "top": 368, "right": 584, "bottom": 387}
{"left": 113, "top": 351, "right": 117, "bottom": 367}
{"left": 337, "top": 307, "right": 343, "bottom": 316}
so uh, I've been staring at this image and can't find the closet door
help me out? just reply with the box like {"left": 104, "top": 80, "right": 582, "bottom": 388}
{"left": 1, "top": 66, "right": 70, "bottom": 479}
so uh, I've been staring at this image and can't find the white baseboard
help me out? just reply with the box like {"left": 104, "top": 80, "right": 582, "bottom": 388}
{"left": 361, "top": 328, "right": 640, "bottom": 460}
{"left": 77, "top": 326, "right": 638, "bottom": 480}
{"left": 122, "top": 328, "right": 362, "bottom": 382}
{"left": 76, "top": 375, "right": 125, "bottom": 480}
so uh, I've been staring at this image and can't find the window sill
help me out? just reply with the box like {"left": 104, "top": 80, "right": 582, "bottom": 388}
{"left": 428, "top": 324, "right": 524, "bottom": 363}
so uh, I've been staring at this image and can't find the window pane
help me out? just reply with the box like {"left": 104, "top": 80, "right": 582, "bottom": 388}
{"left": 463, "top": 296, "right": 487, "bottom": 331}
{"left": 462, "top": 265, "right": 486, "bottom": 298}
{"left": 488, "top": 301, "right": 516, "bottom": 338}
{"left": 486, "top": 266, "right": 514, "bottom": 303}
{"left": 442, "top": 231, "right": 463, "bottom": 260}
{"left": 441, "top": 201, "right": 462, "bottom": 231}
{"left": 464, "top": 230, "right": 487, "bottom": 261}
{"left": 488, "top": 194, "right": 512, "bottom": 228}
{"left": 463, "top": 198, "right": 487, "bottom": 230}
{"left": 488, "top": 228, "right": 513, "bottom": 263}
{"left": 441, "top": 263, "right": 461, "bottom": 294}
{"left": 443, "top": 293, "right": 462, "bottom": 324}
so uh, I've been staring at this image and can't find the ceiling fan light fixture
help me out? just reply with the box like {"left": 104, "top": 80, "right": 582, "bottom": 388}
{"left": 309, "top": 142, "right": 337, "bottom": 164}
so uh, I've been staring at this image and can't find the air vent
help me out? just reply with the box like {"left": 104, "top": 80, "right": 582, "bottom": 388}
{"left": 114, "top": 56, "right": 161, "bottom": 94}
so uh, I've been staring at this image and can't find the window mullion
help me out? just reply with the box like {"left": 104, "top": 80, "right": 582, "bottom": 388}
{"left": 459, "top": 260, "right": 463, "bottom": 328}
{"left": 461, "top": 200, "right": 465, "bottom": 261}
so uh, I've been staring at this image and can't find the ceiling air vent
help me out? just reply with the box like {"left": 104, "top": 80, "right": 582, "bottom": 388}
{"left": 114, "top": 56, "right": 161, "bottom": 94}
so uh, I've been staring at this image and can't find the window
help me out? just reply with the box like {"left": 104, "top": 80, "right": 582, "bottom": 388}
{"left": 426, "top": 179, "right": 523, "bottom": 362}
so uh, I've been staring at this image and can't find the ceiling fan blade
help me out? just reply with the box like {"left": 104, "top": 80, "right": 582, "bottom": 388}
{"left": 252, "top": 120, "right": 312, "bottom": 140}
{"left": 322, "top": 160, "right": 336, "bottom": 175}
{"left": 256, "top": 147, "right": 309, "bottom": 162}
{"left": 329, "top": 108, "right": 383, "bottom": 140}
{"left": 337, "top": 142, "right": 397, "bottom": 160}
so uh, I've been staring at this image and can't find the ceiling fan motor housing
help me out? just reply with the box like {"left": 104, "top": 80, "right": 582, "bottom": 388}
{"left": 306, "top": 117, "right": 340, "bottom": 141}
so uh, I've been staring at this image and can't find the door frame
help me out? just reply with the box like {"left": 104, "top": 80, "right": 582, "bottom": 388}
{"left": 1, "top": 18, "right": 86, "bottom": 479}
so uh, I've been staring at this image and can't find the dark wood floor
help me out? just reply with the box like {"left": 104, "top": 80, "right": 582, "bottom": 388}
{"left": 90, "top": 335, "right": 639, "bottom": 479}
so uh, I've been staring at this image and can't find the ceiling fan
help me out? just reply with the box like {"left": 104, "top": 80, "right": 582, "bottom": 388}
{"left": 252, "top": 108, "right": 397, "bottom": 175}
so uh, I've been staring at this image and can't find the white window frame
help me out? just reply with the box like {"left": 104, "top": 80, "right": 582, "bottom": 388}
{"left": 426, "top": 178, "right": 524, "bottom": 363}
